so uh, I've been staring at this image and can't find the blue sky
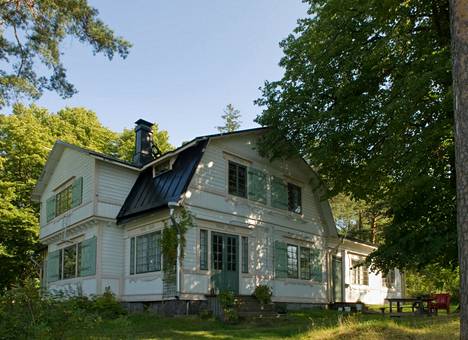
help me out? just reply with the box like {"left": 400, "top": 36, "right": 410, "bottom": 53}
{"left": 33, "top": 1, "right": 308, "bottom": 147}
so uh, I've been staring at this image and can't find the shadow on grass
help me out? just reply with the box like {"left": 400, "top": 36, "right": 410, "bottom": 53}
{"left": 67, "top": 309, "right": 460, "bottom": 340}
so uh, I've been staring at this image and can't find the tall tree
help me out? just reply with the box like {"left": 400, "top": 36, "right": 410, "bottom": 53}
{"left": 0, "top": 105, "right": 172, "bottom": 290}
{"left": 216, "top": 104, "right": 242, "bottom": 133}
{"left": 449, "top": 0, "right": 468, "bottom": 336}
{"left": 0, "top": 0, "right": 131, "bottom": 107}
{"left": 256, "top": 0, "right": 455, "bottom": 272}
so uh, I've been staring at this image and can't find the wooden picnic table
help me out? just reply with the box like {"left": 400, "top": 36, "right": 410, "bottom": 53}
{"left": 386, "top": 297, "right": 435, "bottom": 316}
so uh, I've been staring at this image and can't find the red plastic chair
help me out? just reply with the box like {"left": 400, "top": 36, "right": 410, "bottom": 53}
{"left": 428, "top": 293, "right": 451, "bottom": 315}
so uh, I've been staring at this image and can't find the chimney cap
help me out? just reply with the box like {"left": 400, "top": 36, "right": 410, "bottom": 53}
{"left": 135, "top": 119, "right": 153, "bottom": 128}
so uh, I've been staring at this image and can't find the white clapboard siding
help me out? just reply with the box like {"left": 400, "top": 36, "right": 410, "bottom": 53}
{"left": 101, "top": 223, "right": 124, "bottom": 276}
{"left": 183, "top": 227, "right": 197, "bottom": 271}
{"left": 96, "top": 161, "right": 138, "bottom": 219}
{"left": 187, "top": 134, "right": 327, "bottom": 236}
{"left": 40, "top": 148, "right": 94, "bottom": 238}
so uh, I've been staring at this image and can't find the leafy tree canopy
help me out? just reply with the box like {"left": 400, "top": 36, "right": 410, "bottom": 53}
{"left": 256, "top": 0, "right": 455, "bottom": 272}
{"left": 0, "top": 104, "right": 172, "bottom": 289}
{"left": 216, "top": 104, "right": 242, "bottom": 133}
{"left": 0, "top": 0, "right": 131, "bottom": 107}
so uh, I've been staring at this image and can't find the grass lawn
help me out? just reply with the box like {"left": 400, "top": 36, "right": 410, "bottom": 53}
{"left": 67, "top": 309, "right": 460, "bottom": 340}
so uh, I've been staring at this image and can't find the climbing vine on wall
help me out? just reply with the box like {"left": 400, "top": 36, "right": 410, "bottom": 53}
{"left": 161, "top": 207, "right": 193, "bottom": 273}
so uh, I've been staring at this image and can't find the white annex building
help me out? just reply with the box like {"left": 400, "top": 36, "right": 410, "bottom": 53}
{"left": 32, "top": 120, "right": 403, "bottom": 309}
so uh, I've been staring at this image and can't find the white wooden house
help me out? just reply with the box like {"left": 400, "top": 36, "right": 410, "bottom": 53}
{"left": 32, "top": 119, "right": 403, "bottom": 309}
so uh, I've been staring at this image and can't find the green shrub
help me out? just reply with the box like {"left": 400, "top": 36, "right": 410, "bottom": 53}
{"left": 253, "top": 285, "right": 272, "bottom": 304}
{"left": 217, "top": 290, "right": 238, "bottom": 323}
{"left": 199, "top": 309, "right": 213, "bottom": 320}
{"left": 218, "top": 290, "right": 235, "bottom": 308}
{"left": 92, "top": 287, "right": 127, "bottom": 319}
{"left": 0, "top": 281, "right": 126, "bottom": 339}
{"left": 406, "top": 265, "right": 460, "bottom": 303}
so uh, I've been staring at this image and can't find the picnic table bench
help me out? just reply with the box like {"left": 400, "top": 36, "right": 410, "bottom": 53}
{"left": 385, "top": 297, "right": 435, "bottom": 316}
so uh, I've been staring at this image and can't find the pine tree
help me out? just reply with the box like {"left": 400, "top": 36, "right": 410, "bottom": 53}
{"left": 216, "top": 104, "right": 241, "bottom": 133}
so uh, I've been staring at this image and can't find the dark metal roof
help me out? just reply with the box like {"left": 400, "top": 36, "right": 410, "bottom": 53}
{"left": 116, "top": 139, "right": 208, "bottom": 223}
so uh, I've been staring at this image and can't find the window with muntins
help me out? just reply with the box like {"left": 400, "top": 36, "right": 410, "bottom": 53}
{"left": 287, "top": 244, "right": 298, "bottom": 278}
{"left": 46, "top": 237, "right": 96, "bottom": 283}
{"left": 46, "top": 177, "right": 83, "bottom": 222}
{"left": 130, "top": 231, "right": 161, "bottom": 274}
{"left": 275, "top": 241, "right": 322, "bottom": 280}
{"left": 200, "top": 230, "right": 208, "bottom": 270}
{"left": 63, "top": 244, "right": 77, "bottom": 279}
{"left": 288, "top": 183, "right": 302, "bottom": 214}
{"left": 228, "top": 161, "right": 247, "bottom": 197}
{"left": 351, "top": 259, "right": 369, "bottom": 285}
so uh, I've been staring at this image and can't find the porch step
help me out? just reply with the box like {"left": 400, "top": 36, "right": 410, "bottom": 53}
{"left": 235, "top": 295, "right": 279, "bottom": 319}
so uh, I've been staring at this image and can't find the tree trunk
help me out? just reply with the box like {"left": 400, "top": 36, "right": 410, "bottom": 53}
{"left": 449, "top": 0, "right": 468, "bottom": 338}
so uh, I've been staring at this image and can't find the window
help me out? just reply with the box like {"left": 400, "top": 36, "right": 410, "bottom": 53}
{"left": 241, "top": 236, "right": 248, "bottom": 273}
{"left": 46, "top": 177, "right": 83, "bottom": 222}
{"left": 56, "top": 186, "right": 72, "bottom": 216}
{"left": 46, "top": 237, "right": 96, "bottom": 283}
{"left": 300, "top": 247, "right": 322, "bottom": 281}
{"left": 300, "top": 247, "right": 311, "bottom": 280}
{"left": 287, "top": 244, "right": 298, "bottom": 278}
{"left": 227, "top": 237, "right": 237, "bottom": 271}
{"left": 382, "top": 270, "right": 396, "bottom": 288}
{"left": 212, "top": 234, "right": 223, "bottom": 270}
{"left": 288, "top": 183, "right": 302, "bottom": 214}
{"left": 351, "top": 259, "right": 369, "bottom": 285}
{"left": 63, "top": 244, "right": 77, "bottom": 279}
{"left": 200, "top": 230, "right": 208, "bottom": 270}
{"left": 130, "top": 231, "right": 161, "bottom": 275}
{"left": 275, "top": 241, "right": 322, "bottom": 280}
{"left": 228, "top": 161, "right": 247, "bottom": 197}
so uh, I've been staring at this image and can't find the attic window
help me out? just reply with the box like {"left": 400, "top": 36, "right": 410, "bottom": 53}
{"left": 152, "top": 159, "right": 173, "bottom": 177}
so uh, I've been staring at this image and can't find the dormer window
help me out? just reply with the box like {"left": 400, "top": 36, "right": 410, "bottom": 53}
{"left": 152, "top": 158, "right": 174, "bottom": 177}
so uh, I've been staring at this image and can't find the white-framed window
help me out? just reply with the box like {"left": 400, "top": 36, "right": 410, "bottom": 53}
{"left": 274, "top": 241, "right": 322, "bottom": 281}
{"left": 46, "top": 237, "right": 96, "bottom": 283}
{"left": 227, "top": 158, "right": 303, "bottom": 214}
{"left": 130, "top": 231, "right": 161, "bottom": 275}
{"left": 46, "top": 177, "right": 83, "bottom": 222}
{"left": 228, "top": 161, "right": 247, "bottom": 198}
{"left": 200, "top": 229, "right": 208, "bottom": 270}
{"left": 350, "top": 259, "right": 369, "bottom": 285}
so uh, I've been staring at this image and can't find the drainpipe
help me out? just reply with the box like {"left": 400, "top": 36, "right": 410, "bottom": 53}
{"left": 168, "top": 201, "right": 180, "bottom": 299}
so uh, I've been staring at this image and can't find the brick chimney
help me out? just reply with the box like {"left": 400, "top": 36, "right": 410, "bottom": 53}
{"left": 133, "top": 119, "right": 154, "bottom": 166}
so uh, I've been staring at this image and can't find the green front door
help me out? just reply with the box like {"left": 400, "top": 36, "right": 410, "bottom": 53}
{"left": 211, "top": 232, "right": 239, "bottom": 294}
{"left": 332, "top": 256, "right": 343, "bottom": 302}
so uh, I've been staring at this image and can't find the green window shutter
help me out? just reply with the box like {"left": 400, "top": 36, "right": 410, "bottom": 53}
{"left": 274, "top": 241, "right": 288, "bottom": 278}
{"left": 271, "top": 176, "right": 288, "bottom": 210}
{"left": 248, "top": 168, "right": 267, "bottom": 204}
{"left": 46, "top": 196, "right": 56, "bottom": 222}
{"left": 71, "top": 177, "right": 83, "bottom": 208}
{"left": 46, "top": 250, "right": 61, "bottom": 282}
{"left": 310, "top": 249, "right": 322, "bottom": 282}
{"left": 79, "top": 237, "right": 96, "bottom": 277}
